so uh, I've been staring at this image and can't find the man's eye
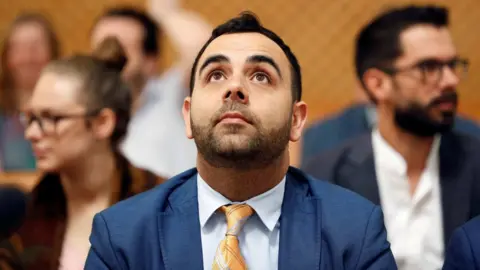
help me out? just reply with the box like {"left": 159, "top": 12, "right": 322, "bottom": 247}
{"left": 208, "top": 71, "right": 225, "bottom": 82}
{"left": 252, "top": 72, "right": 270, "bottom": 84}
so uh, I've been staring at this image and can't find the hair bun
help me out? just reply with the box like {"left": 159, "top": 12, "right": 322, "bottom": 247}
{"left": 92, "top": 36, "right": 127, "bottom": 72}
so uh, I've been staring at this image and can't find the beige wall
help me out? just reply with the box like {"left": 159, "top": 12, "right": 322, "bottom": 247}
{"left": 1, "top": 0, "right": 479, "bottom": 124}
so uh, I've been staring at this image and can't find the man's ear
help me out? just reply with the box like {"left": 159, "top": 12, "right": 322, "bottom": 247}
{"left": 289, "top": 101, "right": 307, "bottom": 142}
{"left": 182, "top": 96, "right": 193, "bottom": 139}
{"left": 362, "top": 68, "right": 393, "bottom": 103}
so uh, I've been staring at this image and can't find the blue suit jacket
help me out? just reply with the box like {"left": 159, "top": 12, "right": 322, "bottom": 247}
{"left": 301, "top": 103, "right": 480, "bottom": 167}
{"left": 443, "top": 215, "right": 480, "bottom": 270}
{"left": 85, "top": 167, "right": 397, "bottom": 269}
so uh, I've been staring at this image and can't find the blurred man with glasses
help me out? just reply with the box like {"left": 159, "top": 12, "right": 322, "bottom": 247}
{"left": 304, "top": 5, "right": 480, "bottom": 270}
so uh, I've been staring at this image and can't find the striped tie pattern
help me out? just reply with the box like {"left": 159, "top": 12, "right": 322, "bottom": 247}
{"left": 212, "top": 204, "right": 254, "bottom": 270}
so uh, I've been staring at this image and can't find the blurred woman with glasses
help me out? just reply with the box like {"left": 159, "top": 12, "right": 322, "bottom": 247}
{"left": 0, "top": 13, "right": 60, "bottom": 172}
{"left": 0, "top": 37, "right": 161, "bottom": 270}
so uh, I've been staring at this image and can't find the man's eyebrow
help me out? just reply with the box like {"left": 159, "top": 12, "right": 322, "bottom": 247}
{"left": 198, "top": 54, "right": 230, "bottom": 76}
{"left": 246, "top": 54, "right": 282, "bottom": 79}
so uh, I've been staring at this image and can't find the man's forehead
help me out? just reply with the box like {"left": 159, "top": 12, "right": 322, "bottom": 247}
{"left": 399, "top": 25, "right": 456, "bottom": 61}
{"left": 199, "top": 32, "right": 288, "bottom": 66}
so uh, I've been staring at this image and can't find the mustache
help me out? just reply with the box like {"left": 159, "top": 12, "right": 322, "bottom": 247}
{"left": 428, "top": 91, "right": 458, "bottom": 108}
{"left": 213, "top": 102, "right": 256, "bottom": 125}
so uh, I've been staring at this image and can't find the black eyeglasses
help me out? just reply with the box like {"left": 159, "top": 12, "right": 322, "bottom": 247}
{"left": 380, "top": 58, "right": 469, "bottom": 85}
{"left": 20, "top": 110, "right": 99, "bottom": 135}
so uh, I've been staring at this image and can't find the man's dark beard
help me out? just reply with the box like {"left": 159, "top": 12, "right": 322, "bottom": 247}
{"left": 394, "top": 91, "right": 457, "bottom": 137}
{"left": 191, "top": 102, "right": 291, "bottom": 170}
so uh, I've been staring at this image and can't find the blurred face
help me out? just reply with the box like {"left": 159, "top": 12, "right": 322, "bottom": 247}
{"left": 6, "top": 21, "right": 52, "bottom": 90}
{"left": 91, "top": 17, "right": 155, "bottom": 96}
{"left": 24, "top": 71, "right": 114, "bottom": 172}
{"left": 368, "top": 25, "right": 465, "bottom": 137}
{"left": 183, "top": 33, "right": 307, "bottom": 169}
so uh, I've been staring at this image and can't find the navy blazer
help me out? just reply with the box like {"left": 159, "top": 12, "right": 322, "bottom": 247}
{"left": 85, "top": 167, "right": 397, "bottom": 270}
{"left": 301, "top": 103, "right": 480, "bottom": 167}
{"left": 443, "top": 215, "right": 480, "bottom": 270}
{"left": 303, "top": 131, "right": 480, "bottom": 249}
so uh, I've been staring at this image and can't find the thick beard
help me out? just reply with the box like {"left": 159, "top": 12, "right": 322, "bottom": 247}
{"left": 392, "top": 84, "right": 457, "bottom": 137}
{"left": 191, "top": 118, "right": 291, "bottom": 170}
{"left": 394, "top": 105, "right": 455, "bottom": 137}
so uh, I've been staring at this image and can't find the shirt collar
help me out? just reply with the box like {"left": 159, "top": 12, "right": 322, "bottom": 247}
{"left": 372, "top": 128, "right": 441, "bottom": 175}
{"left": 365, "top": 104, "right": 378, "bottom": 128}
{"left": 197, "top": 173, "right": 286, "bottom": 232}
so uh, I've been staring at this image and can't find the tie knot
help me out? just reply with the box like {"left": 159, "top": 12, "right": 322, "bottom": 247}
{"left": 221, "top": 204, "right": 254, "bottom": 236}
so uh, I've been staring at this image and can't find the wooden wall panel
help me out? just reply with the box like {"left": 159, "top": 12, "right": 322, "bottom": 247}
{"left": 1, "top": 0, "right": 479, "bottom": 125}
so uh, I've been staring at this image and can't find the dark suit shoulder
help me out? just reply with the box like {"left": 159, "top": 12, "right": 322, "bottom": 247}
{"left": 301, "top": 104, "right": 369, "bottom": 163}
{"left": 293, "top": 167, "right": 378, "bottom": 223}
{"left": 303, "top": 104, "right": 368, "bottom": 144}
{"left": 441, "top": 131, "right": 480, "bottom": 166}
{"left": 302, "top": 134, "right": 371, "bottom": 179}
{"left": 307, "top": 171, "right": 377, "bottom": 213}
{"left": 459, "top": 215, "right": 480, "bottom": 240}
{"left": 454, "top": 115, "right": 480, "bottom": 138}
{"left": 307, "top": 103, "right": 367, "bottom": 129}
{"left": 448, "top": 131, "right": 480, "bottom": 150}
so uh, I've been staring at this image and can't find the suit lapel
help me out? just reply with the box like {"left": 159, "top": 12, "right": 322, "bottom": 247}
{"left": 439, "top": 133, "right": 472, "bottom": 247}
{"left": 338, "top": 134, "right": 381, "bottom": 205}
{"left": 157, "top": 174, "right": 203, "bottom": 270}
{"left": 334, "top": 131, "right": 474, "bottom": 248}
{"left": 279, "top": 168, "right": 322, "bottom": 270}
{"left": 338, "top": 132, "right": 473, "bottom": 248}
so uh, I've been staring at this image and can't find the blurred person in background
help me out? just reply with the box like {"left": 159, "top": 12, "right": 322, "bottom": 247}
{"left": 0, "top": 37, "right": 159, "bottom": 270}
{"left": 300, "top": 93, "right": 480, "bottom": 167}
{"left": 90, "top": 0, "right": 212, "bottom": 179}
{"left": 0, "top": 13, "right": 60, "bottom": 172}
{"left": 304, "top": 5, "right": 480, "bottom": 270}
{"left": 300, "top": 32, "right": 480, "bottom": 168}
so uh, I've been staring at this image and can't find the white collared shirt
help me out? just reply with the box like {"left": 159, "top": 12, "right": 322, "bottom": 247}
{"left": 197, "top": 173, "right": 285, "bottom": 270}
{"left": 372, "top": 129, "right": 444, "bottom": 270}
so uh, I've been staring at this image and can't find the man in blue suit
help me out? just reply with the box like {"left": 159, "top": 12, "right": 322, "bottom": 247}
{"left": 443, "top": 216, "right": 480, "bottom": 270}
{"left": 85, "top": 11, "right": 397, "bottom": 270}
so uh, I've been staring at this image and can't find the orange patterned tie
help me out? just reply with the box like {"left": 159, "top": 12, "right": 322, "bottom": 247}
{"left": 212, "top": 204, "right": 254, "bottom": 270}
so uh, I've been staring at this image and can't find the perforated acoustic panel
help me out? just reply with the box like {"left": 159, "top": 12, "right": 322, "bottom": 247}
{"left": 1, "top": 0, "right": 479, "bottom": 124}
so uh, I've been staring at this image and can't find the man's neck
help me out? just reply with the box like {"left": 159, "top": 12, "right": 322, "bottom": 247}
{"left": 377, "top": 110, "right": 439, "bottom": 195}
{"left": 378, "top": 117, "right": 435, "bottom": 172}
{"left": 59, "top": 149, "right": 117, "bottom": 216}
{"left": 196, "top": 153, "right": 290, "bottom": 202}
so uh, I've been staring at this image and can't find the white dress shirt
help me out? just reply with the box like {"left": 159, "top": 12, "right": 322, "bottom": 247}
{"left": 197, "top": 173, "right": 285, "bottom": 270}
{"left": 120, "top": 68, "right": 197, "bottom": 178}
{"left": 372, "top": 129, "right": 444, "bottom": 270}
